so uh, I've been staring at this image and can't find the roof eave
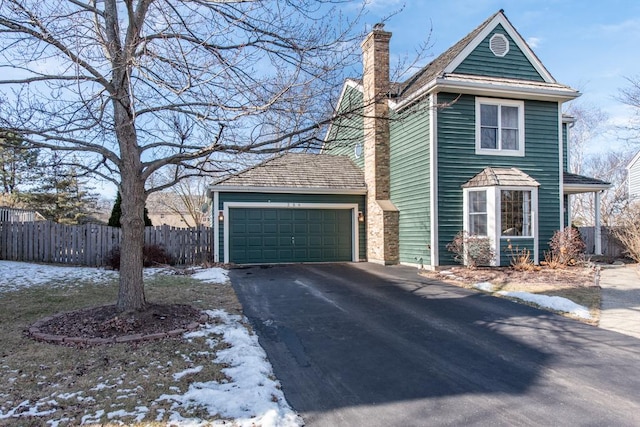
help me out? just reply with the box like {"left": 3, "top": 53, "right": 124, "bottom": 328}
{"left": 432, "top": 78, "right": 580, "bottom": 102}
{"left": 393, "top": 78, "right": 580, "bottom": 110}
{"left": 209, "top": 185, "right": 368, "bottom": 196}
{"left": 563, "top": 183, "right": 611, "bottom": 194}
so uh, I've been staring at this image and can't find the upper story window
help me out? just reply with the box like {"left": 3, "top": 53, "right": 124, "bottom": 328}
{"left": 475, "top": 98, "right": 525, "bottom": 157}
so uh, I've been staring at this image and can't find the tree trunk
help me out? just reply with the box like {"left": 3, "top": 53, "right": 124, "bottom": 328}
{"left": 116, "top": 174, "right": 147, "bottom": 311}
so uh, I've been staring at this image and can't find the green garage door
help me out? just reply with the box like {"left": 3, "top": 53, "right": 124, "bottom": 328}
{"left": 229, "top": 208, "right": 353, "bottom": 264}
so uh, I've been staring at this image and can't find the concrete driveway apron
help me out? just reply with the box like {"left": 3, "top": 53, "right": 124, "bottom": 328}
{"left": 229, "top": 262, "right": 640, "bottom": 427}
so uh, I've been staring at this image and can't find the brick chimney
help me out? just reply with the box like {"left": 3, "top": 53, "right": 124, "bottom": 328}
{"left": 361, "top": 23, "right": 399, "bottom": 265}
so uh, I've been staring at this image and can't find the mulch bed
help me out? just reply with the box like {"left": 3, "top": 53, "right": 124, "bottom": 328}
{"left": 28, "top": 303, "right": 207, "bottom": 345}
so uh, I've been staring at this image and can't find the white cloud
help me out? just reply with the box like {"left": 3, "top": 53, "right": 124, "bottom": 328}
{"left": 599, "top": 18, "right": 640, "bottom": 35}
{"left": 526, "top": 36, "right": 541, "bottom": 48}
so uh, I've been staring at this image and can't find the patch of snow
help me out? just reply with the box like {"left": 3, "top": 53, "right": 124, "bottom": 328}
{"left": 80, "top": 409, "right": 104, "bottom": 424}
{"left": 0, "top": 261, "right": 171, "bottom": 293}
{"left": 0, "top": 261, "right": 117, "bottom": 292}
{"left": 158, "top": 309, "right": 302, "bottom": 427}
{"left": 473, "top": 282, "right": 494, "bottom": 292}
{"left": 107, "top": 407, "right": 148, "bottom": 422}
{"left": 191, "top": 267, "right": 229, "bottom": 284}
{"left": 90, "top": 383, "right": 113, "bottom": 391}
{"left": 173, "top": 366, "right": 203, "bottom": 381}
{"left": 497, "top": 291, "right": 592, "bottom": 319}
{"left": 0, "top": 262, "right": 298, "bottom": 426}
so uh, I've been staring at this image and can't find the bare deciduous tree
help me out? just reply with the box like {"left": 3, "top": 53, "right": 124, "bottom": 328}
{"left": 0, "top": 0, "right": 368, "bottom": 311}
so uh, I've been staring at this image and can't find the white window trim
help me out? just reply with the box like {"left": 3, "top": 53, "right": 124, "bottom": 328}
{"left": 475, "top": 97, "right": 525, "bottom": 157}
{"left": 463, "top": 187, "right": 497, "bottom": 266}
{"left": 496, "top": 186, "right": 539, "bottom": 265}
{"left": 463, "top": 186, "right": 538, "bottom": 266}
{"left": 498, "top": 188, "right": 535, "bottom": 238}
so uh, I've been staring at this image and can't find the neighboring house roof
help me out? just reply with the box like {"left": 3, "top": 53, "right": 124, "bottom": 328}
{"left": 210, "top": 153, "right": 366, "bottom": 194}
{"left": 627, "top": 150, "right": 640, "bottom": 171}
{"left": 563, "top": 172, "right": 611, "bottom": 194}
{"left": 462, "top": 167, "right": 540, "bottom": 188}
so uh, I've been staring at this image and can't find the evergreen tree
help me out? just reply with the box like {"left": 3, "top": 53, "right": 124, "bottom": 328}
{"left": 108, "top": 192, "right": 122, "bottom": 227}
{"left": 108, "top": 192, "right": 152, "bottom": 227}
{"left": 19, "top": 156, "right": 97, "bottom": 224}
{"left": 0, "top": 131, "right": 40, "bottom": 198}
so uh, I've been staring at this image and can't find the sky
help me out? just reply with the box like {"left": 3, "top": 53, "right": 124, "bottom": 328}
{"left": 355, "top": 0, "right": 640, "bottom": 134}
{"left": 60, "top": 1, "right": 640, "bottom": 199}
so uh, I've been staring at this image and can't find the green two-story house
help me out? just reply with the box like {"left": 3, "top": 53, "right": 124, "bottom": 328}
{"left": 209, "top": 10, "right": 608, "bottom": 267}
{"left": 324, "top": 9, "right": 608, "bottom": 267}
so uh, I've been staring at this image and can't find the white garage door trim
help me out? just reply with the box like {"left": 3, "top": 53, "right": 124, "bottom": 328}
{"left": 218, "top": 202, "right": 359, "bottom": 264}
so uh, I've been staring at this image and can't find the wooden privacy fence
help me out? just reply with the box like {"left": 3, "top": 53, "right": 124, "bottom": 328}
{"left": 0, "top": 221, "right": 212, "bottom": 267}
{"left": 578, "top": 226, "right": 625, "bottom": 258}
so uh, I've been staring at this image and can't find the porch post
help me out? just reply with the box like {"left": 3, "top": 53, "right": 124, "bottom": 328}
{"left": 594, "top": 191, "right": 602, "bottom": 255}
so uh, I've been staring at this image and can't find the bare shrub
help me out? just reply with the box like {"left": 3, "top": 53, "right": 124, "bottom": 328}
{"left": 611, "top": 203, "right": 640, "bottom": 262}
{"left": 542, "top": 251, "right": 565, "bottom": 269}
{"left": 506, "top": 241, "right": 538, "bottom": 271}
{"left": 549, "top": 227, "right": 586, "bottom": 266}
{"left": 107, "top": 244, "right": 174, "bottom": 270}
{"left": 447, "top": 231, "right": 495, "bottom": 269}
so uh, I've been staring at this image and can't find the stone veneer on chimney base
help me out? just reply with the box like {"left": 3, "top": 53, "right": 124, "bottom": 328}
{"left": 361, "top": 24, "right": 400, "bottom": 265}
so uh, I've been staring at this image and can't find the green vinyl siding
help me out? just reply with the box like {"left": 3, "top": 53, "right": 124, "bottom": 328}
{"left": 389, "top": 101, "right": 431, "bottom": 265}
{"left": 500, "top": 238, "right": 535, "bottom": 267}
{"left": 437, "top": 93, "right": 561, "bottom": 265}
{"left": 454, "top": 25, "right": 545, "bottom": 82}
{"left": 217, "top": 192, "right": 366, "bottom": 262}
{"left": 324, "top": 85, "right": 365, "bottom": 168}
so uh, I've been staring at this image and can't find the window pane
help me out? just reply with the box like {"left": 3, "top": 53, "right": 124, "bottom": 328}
{"left": 501, "top": 106, "right": 518, "bottom": 128}
{"left": 481, "top": 128, "right": 497, "bottom": 149}
{"left": 468, "top": 190, "right": 488, "bottom": 236}
{"left": 469, "top": 191, "right": 486, "bottom": 213}
{"left": 470, "top": 214, "right": 487, "bottom": 236}
{"left": 481, "top": 104, "right": 498, "bottom": 126}
{"left": 502, "top": 129, "right": 518, "bottom": 150}
{"left": 501, "top": 190, "right": 531, "bottom": 236}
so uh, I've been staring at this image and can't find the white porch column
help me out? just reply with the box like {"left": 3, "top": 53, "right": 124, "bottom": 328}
{"left": 595, "top": 191, "right": 602, "bottom": 255}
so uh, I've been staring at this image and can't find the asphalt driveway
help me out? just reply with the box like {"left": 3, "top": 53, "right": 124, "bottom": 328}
{"left": 229, "top": 263, "right": 640, "bottom": 426}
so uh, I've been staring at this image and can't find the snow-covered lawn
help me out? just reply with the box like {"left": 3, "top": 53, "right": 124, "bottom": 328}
{"left": 473, "top": 282, "right": 592, "bottom": 319}
{"left": 0, "top": 261, "right": 301, "bottom": 426}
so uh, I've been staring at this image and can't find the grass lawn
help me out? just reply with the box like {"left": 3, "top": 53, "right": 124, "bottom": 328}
{"left": 0, "top": 264, "right": 298, "bottom": 426}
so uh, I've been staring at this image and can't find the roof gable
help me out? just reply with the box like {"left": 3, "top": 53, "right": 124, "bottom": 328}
{"left": 443, "top": 12, "right": 554, "bottom": 83}
{"left": 452, "top": 23, "right": 545, "bottom": 82}
{"left": 210, "top": 153, "right": 366, "bottom": 193}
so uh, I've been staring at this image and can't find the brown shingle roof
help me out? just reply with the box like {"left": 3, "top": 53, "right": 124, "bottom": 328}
{"left": 394, "top": 11, "right": 502, "bottom": 101}
{"left": 211, "top": 153, "right": 366, "bottom": 192}
{"left": 462, "top": 167, "right": 540, "bottom": 188}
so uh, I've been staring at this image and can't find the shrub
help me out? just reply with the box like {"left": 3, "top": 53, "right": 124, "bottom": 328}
{"left": 106, "top": 244, "right": 173, "bottom": 270}
{"left": 447, "top": 231, "right": 495, "bottom": 269}
{"left": 549, "top": 227, "right": 586, "bottom": 266}
{"left": 611, "top": 202, "right": 640, "bottom": 263}
{"left": 506, "top": 241, "right": 537, "bottom": 271}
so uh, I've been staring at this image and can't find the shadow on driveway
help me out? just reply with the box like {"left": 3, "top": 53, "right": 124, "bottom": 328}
{"left": 230, "top": 263, "right": 640, "bottom": 426}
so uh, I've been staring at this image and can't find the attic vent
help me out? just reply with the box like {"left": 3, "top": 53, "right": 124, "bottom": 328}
{"left": 490, "top": 33, "right": 509, "bottom": 57}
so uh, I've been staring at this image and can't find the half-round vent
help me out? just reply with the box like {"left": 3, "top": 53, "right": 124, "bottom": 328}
{"left": 490, "top": 33, "right": 509, "bottom": 57}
